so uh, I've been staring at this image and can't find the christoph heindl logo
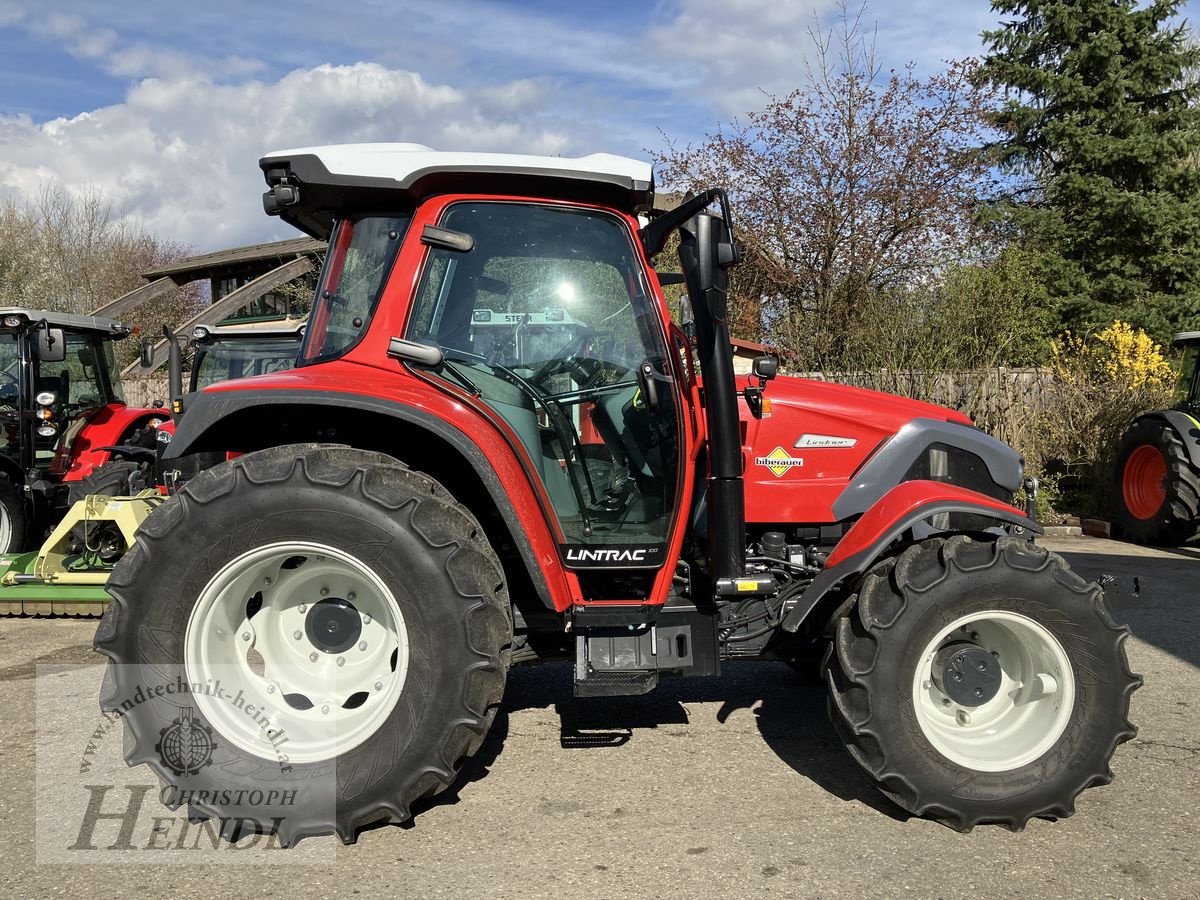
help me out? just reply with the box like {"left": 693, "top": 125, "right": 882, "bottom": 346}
{"left": 35, "top": 664, "right": 336, "bottom": 864}
{"left": 154, "top": 707, "right": 215, "bottom": 777}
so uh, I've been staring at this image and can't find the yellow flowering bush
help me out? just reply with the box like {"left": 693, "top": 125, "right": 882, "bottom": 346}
{"left": 1039, "top": 322, "right": 1176, "bottom": 515}
{"left": 1049, "top": 321, "right": 1173, "bottom": 390}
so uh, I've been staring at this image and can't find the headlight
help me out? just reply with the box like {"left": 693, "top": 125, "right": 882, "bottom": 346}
{"left": 36, "top": 425, "right": 57, "bottom": 437}
{"left": 156, "top": 429, "right": 173, "bottom": 444}
{"left": 192, "top": 325, "right": 210, "bottom": 340}
{"left": 2, "top": 315, "right": 22, "bottom": 328}
{"left": 36, "top": 391, "right": 57, "bottom": 406}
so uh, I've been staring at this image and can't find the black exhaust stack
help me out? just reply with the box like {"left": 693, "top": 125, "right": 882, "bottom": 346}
{"left": 678, "top": 209, "right": 744, "bottom": 583}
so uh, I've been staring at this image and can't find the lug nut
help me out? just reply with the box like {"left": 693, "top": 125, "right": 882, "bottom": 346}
{"left": 320, "top": 587, "right": 329, "bottom": 597}
{"left": 336, "top": 657, "right": 345, "bottom": 667}
{"left": 956, "top": 710, "right": 972, "bottom": 726}
{"left": 321, "top": 705, "right": 330, "bottom": 715}
{"left": 952, "top": 672, "right": 963, "bottom": 682}
{"left": 347, "top": 592, "right": 356, "bottom": 602}
{"left": 268, "top": 685, "right": 276, "bottom": 694}
{"left": 374, "top": 681, "right": 383, "bottom": 691}
{"left": 263, "top": 576, "right": 273, "bottom": 586}
{"left": 358, "top": 641, "right": 367, "bottom": 652}
{"left": 309, "top": 652, "right": 318, "bottom": 663}
{"left": 922, "top": 679, "right": 931, "bottom": 690}
{"left": 362, "top": 613, "right": 371, "bottom": 625}
{"left": 241, "top": 631, "right": 251, "bottom": 642}
{"left": 970, "top": 632, "right": 980, "bottom": 641}
{"left": 977, "top": 660, "right": 988, "bottom": 671}
{"left": 974, "top": 687, "right": 984, "bottom": 698}
{"left": 293, "top": 630, "right": 302, "bottom": 641}
{"left": 942, "top": 698, "right": 952, "bottom": 707}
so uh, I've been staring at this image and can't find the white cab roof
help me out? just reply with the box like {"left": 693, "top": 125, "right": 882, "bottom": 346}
{"left": 261, "top": 143, "right": 653, "bottom": 188}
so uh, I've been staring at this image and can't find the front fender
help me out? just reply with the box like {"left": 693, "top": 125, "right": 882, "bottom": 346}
{"left": 163, "top": 387, "right": 572, "bottom": 614}
{"left": 781, "top": 480, "right": 1041, "bottom": 633}
{"left": 1137, "top": 410, "right": 1200, "bottom": 469}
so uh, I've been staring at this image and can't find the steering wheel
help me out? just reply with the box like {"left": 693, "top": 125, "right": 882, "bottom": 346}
{"left": 529, "top": 329, "right": 597, "bottom": 387}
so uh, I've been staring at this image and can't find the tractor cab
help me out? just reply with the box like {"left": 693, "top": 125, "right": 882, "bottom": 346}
{"left": 0, "top": 308, "right": 165, "bottom": 551}
{"left": 188, "top": 316, "right": 306, "bottom": 392}
{"left": 1173, "top": 331, "right": 1199, "bottom": 412}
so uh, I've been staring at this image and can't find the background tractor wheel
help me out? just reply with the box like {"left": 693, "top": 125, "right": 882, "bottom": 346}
{"left": 94, "top": 443, "right": 511, "bottom": 846}
{"left": 66, "top": 460, "right": 148, "bottom": 506}
{"left": 1112, "top": 417, "right": 1200, "bottom": 545}
{"left": 0, "top": 473, "right": 26, "bottom": 553}
{"left": 824, "top": 535, "right": 1139, "bottom": 831}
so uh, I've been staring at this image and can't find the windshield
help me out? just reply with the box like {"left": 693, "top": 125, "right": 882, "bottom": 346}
{"left": 300, "top": 215, "right": 411, "bottom": 364}
{"left": 0, "top": 334, "right": 18, "bottom": 454}
{"left": 406, "top": 201, "right": 680, "bottom": 551}
{"left": 37, "top": 332, "right": 113, "bottom": 414}
{"left": 193, "top": 336, "right": 302, "bottom": 390}
{"left": 1178, "top": 344, "right": 1199, "bottom": 409}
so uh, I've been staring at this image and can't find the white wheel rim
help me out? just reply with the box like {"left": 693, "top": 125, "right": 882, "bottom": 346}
{"left": 911, "top": 610, "right": 1075, "bottom": 773}
{"left": 184, "top": 541, "right": 410, "bottom": 764}
{"left": 0, "top": 502, "right": 10, "bottom": 550}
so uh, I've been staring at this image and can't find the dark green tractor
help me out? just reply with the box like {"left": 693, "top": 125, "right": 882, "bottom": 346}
{"left": 1112, "top": 331, "right": 1200, "bottom": 545}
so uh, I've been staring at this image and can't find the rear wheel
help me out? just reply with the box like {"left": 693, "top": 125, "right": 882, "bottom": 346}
{"left": 95, "top": 444, "right": 511, "bottom": 845}
{"left": 0, "top": 473, "right": 26, "bottom": 553}
{"left": 66, "top": 460, "right": 147, "bottom": 505}
{"left": 824, "top": 535, "right": 1139, "bottom": 830}
{"left": 1112, "top": 417, "right": 1200, "bottom": 545}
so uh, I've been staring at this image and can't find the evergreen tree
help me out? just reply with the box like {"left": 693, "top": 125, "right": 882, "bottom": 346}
{"left": 982, "top": 0, "right": 1200, "bottom": 340}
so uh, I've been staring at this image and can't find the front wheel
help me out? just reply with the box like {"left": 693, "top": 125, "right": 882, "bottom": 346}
{"left": 0, "top": 473, "right": 26, "bottom": 553}
{"left": 95, "top": 444, "right": 511, "bottom": 845}
{"left": 824, "top": 535, "right": 1140, "bottom": 830}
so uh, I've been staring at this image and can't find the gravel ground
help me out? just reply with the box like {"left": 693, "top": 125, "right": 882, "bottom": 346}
{"left": 0, "top": 536, "right": 1195, "bottom": 898}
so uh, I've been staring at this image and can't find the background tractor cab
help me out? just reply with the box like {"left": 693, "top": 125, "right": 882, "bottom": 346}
{"left": 0, "top": 308, "right": 165, "bottom": 552}
{"left": 1112, "top": 330, "right": 1200, "bottom": 544}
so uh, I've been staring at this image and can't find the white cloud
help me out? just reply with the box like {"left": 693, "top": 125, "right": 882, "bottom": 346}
{"left": 648, "top": 0, "right": 837, "bottom": 115}
{"left": 0, "top": 63, "right": 575, "bottom": 250}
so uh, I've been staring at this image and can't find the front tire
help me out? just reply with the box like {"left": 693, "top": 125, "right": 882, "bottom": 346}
{"left": 1112, "top": 417, "right": 1200, "bottom": 545}
{"left": 824, "top": 535, "right": 1139, "bottom": 831}
{"left": 95, "top": 444, "right": 511, "bottom": 845}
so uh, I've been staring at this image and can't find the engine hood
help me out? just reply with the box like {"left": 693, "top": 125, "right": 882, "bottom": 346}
{"left": 735, "top": 374, "right": 1017, "bottom": 524}
{"left": 743, "top": 374, "right": 972, "bottom": 434}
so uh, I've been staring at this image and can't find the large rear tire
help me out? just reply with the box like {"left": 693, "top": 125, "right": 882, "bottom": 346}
{"left": 94, "top": 444, "right": 511, "bottom": 845}
{"left": 0, "top": 473, "right": 26, "bottom": 553}
{"left": 1112, "top": 417, "right": 1200, "bottom": 545}
{"left": 823, "top": 535, "right": 1139, "bottom": 831}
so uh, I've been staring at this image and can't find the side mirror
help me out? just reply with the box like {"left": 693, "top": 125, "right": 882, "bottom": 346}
{"left": 752, "top": 355, "right": 778, "bottom": 382}
{"left": 36, "top": 326, "right": 66, "bottom": 363}
{"left": 140, "top": 340, "right": 155, "bottom": 369}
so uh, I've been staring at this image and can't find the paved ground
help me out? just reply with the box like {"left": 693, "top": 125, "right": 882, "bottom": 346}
{"left": 0, "top": 536, "right": 1196, "bottom": 898}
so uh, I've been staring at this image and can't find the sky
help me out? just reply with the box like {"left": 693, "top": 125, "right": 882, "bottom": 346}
{"left": 0, "top": 1, "right": 1195, "bottom": 251}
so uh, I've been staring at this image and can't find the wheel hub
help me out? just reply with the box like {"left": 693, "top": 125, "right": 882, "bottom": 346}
{"left": 933, "top": 642, "right": 1001, "bottom": 707}
{"left": 305, "top": 597, "right": 362, "bottom": 654}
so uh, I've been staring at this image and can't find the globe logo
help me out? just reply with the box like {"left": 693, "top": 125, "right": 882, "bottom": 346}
{"left": 155, "top": 706, "right": 216, "bottom": 777}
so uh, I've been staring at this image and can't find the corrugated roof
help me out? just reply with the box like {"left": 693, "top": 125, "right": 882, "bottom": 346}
{"left": 142, "top": 237, "right": 325, "bottom": 280}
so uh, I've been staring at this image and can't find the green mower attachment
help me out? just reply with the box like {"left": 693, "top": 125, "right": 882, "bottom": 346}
{"left": 0, "top": 491, "right": 164, "bottom": 616}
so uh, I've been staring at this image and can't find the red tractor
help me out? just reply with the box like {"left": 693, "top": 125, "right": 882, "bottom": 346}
{"left": 0, "top": 308, "right": 166, "bottom": 552}
{"left": 96, "top": 145, "right": 1139, "bottom": 844}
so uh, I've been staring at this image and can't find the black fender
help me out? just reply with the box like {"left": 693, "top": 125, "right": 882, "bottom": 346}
{"left": 780, "top": 500, "right": 1041, "bottom": 633}
{"left": 832, "top": 418, "right": 1024, "bottom": 520}
{"left": 1134, "top": 410, "right": 1200, "bottom": 469}
{"left": 163, "top": 388, "right": 559, "bottom": 612}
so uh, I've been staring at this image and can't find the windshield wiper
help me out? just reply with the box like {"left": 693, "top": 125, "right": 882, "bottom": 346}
{"left": 439, "top": 358, "right": 480, "bottom": 395}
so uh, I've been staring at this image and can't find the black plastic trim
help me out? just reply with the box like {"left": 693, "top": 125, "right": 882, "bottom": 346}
{"left": 163, "top": 388, "right": 559, "bottom": 611}
{"left": 780, "top": 500, "right": 1042, "bottom": 633}
{"left": 831, "top": 418, "right": 1024, "bottom": 520}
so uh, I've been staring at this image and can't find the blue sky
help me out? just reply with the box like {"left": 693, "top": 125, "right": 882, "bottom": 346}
{"left": 1, "top": 1, "right": 1196, "bottom": 249}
